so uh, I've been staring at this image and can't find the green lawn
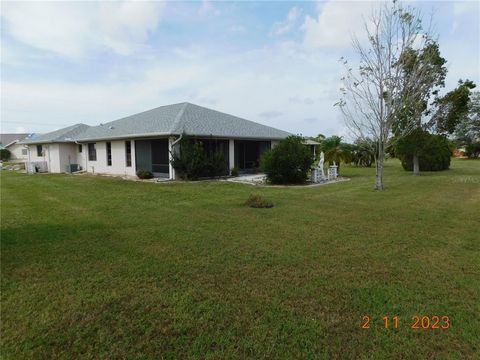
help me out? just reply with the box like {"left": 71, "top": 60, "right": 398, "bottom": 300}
{"left": 1, "top": 159, "right": 479, "bottom": 359}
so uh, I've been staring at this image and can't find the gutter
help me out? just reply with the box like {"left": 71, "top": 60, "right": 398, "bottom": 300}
{"left": 21, "top": 133, "right": 290, "bottom": 144}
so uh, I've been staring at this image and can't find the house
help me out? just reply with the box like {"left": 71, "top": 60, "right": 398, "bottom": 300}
{"left": 0, "top": 133, "right": 36, "bottom": 160}
{"left": 21, "top": 102, "right": 292, "bottom": 179}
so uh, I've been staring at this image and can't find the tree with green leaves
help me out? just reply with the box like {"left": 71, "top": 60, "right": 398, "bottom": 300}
{"left": 394, "top": 42, "right": 447, "bottom": 175}
{"left": 352, "top": 138, "right": 376, "bottom": 167}
{"left": 0, "top": 148, "right": 11, "bottom": 161}
{"left": 396, "top": 128, "right": 452, "bottom": 171}
{"left": 431, "top": 80, "right": 476, "bottom": 135}
{"left": 338, "top": 1, "right": 441, "bottom": 190}
{"left": 320, "top": 136, "right": 353, "bottom": 175}
{"left": 454, "top": 91, "right": 480, "bottom": 158}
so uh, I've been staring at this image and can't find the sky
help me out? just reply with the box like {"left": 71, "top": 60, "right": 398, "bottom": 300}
{"left": 1, "top": 0, "right": 479, "bottom": 138}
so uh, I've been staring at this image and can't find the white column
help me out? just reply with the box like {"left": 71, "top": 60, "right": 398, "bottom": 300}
{"left": 168, "top": 137, "right": 175, "bottom": 180}
{"left": 130, "top": 140, "right": 136, "bottom": 176}
{"left": 229, "top": 139, "right": 235, "bottom": 172}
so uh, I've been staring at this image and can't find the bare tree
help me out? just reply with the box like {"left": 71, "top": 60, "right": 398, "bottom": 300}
{"left": 337, "top": 1, "right": 437, "bottom": 190}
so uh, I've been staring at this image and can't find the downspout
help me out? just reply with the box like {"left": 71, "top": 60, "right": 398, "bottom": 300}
{"left": 25, "top": 145, "right": 31, "bottom": 173}
{"left": 168, "top": 134, "right": 183, "bottom": 180}
{"left": 172, "top": 133, "right": 183, "bottom": 147}
{"left": 46, "top": 145, "right": 50, "bottom": 172}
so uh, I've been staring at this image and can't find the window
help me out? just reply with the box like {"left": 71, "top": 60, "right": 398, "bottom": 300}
{"left": 88, "top": 143, "right": 97, "bottom": 161}
{"left": 106, "top": 142, "right": 112, "bottom": 166}
{"left": 22, "top": 149, "right": 28, "bottom": 155}
{"left": 36, "top": 145, "right": 43, "bottom": 157}
{"left": 78, "top": 144, "right": 82, "bottom": 153}
{"left": 125, "top": 141, "right": 132, "bottom": 167}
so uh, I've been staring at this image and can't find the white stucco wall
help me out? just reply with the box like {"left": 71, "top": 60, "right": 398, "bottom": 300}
{"left": 7, "top": 143, "right": 28, "bottom": 160}
{"left": 27, "top": 144, "right": 50, "bottom": 171}
{"left": 26, "top": 138, "right": 280, "bottom": 177}
{"left": 83, "top": 140, "right": 136, "bottom": 177}
{"left": 27, "top": 143, "right": 81, "bottom": 173}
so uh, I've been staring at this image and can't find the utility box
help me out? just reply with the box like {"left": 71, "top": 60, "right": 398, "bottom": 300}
{"left": 66, "top": 164, "right": 80, "bottom": 173}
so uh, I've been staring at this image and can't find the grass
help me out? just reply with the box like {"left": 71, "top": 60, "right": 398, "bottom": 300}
{"left": 1, "top": 159, "right": 479, "bottom": 359}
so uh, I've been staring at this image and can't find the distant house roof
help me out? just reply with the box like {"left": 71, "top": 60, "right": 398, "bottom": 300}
{"left": 20, "top": 124, "right": 90, "bottom": 144}
{"left": 303, "top": 139, "right": 320, "bottom": 145}
{"left": 0, "top": 133, "right": 32, "bottom": 148}
{"left": 76, "top": 102, "right": 292, "bottom": 141}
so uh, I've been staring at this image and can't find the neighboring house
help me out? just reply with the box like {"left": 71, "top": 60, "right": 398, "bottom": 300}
{"left": 0, "top": 133, "right": 36, "bottom": 160}
{"left": 20, "top": 102, "right": 292, "bottom": 179}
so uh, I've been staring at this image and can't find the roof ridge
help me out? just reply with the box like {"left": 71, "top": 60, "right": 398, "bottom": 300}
{"left": 169, "top": 102, "right": 189, "bottom": 134}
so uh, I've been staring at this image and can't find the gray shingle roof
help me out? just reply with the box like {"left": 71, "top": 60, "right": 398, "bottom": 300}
{"left": 77, "top": 102, "right": 291, "bottom": 141}
{"left": 17, "top": 103, "right": 292, "bottom": 145}
{"left": 0, "top": 133, "right": 30, "bottom": 148}
{"left": 20, "top": 124, "right": 90, "bottom": 144}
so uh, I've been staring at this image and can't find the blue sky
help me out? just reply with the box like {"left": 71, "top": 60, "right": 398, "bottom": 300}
{"left": 1, "top": 0, "right": 479, "bottom": 138}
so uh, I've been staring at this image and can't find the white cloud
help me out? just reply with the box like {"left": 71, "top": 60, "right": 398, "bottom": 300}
{"left": 271, "top": 7, "right": 302, "bottom": 36}
{"left": 1, "top": 1, "right": 164, "bottom": 58}
{"left": 302, "top": 1, "right": 375, "bottom": 48}
{"left": 1, "top": 44, "right": 344, "bottom": 137}
{"left": 198, "top": 0, "right": 221, "bottom": 17}
{"left": 453, "top": 1, "right": 479, "bottom": 16}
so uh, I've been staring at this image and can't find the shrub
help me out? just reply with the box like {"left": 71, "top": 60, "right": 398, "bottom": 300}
{"left": 261, "top": 135, "right": 314, "bottom": 184}
{"left": 205, "top": 150, "right": 227, "bottom": 178}
{"left": 136, "top": 169, "right": 154, "bottom": 179}
{"left": 230, "top": 167, "right": 239, "bottom": 177}
{"left": 171, "top": 136, "right": 227, "bottom": 180}
{"left": 171, "top": 138, "right": 206, "bottom": 180}
{"left": 0, "top": 149, "right": 11, "bottom": 161}
{"left": 245, "top": 194, "right": 274, "bottom": 208}
{"left": 396, "top": 129, "right": 452, "bottom": 171}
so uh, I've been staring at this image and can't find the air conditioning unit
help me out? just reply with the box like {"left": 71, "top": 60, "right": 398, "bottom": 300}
{"left": 66, "top": 164, "right": 80, "bottom": 173}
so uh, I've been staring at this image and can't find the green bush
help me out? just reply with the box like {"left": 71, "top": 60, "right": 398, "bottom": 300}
{"left": 397, "top": 129, "right": 452, "bottom": 171}
{"left": 245, "top": 194, "right": 274, "bottom": 208}
{"left": 0, "top": 149, "right": 11, "bottom": 161}
{"left": 171, "top": 138, "right": 205, "bottom": 180}
{"left": 136, "top": 169, "right": 154, "bottom": 179}
{"left": 465, "top": 141, "right": 480, "bottom": 158}
{"left": 171, "top": 136, "right": 227, "bottom": 180}
{"left": 261, "top": 135, "right": 314, "bottom": 184}
{"left": 205, "top": 150, "right": 227, "bottom": 178}
{"left": 230, "top": 167, "right": 239, "bottom": 177}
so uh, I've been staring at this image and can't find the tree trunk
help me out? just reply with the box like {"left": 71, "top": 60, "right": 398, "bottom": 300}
{"left": 375, "top": 142, "right": 385, "bottom": 191}
{"left": 413, "top": 154, "right": 420, "bottom": 176}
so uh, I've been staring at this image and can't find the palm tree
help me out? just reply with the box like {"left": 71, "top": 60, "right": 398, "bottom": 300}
{"left": 352, "top": 138, "right": 376, "bottom": 167}
{"left": 320, "top": 136, "right": 353, "bottom": 175}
